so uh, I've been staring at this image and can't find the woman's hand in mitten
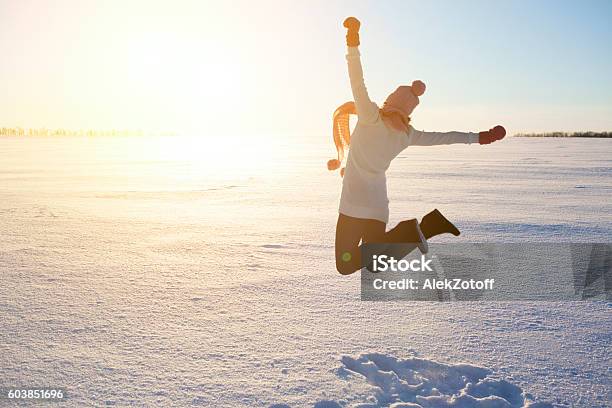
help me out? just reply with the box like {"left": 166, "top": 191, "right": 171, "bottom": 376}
{"left": 479, "top": 125, "right": 506, "bottom": 144}
{"left": 343, "top": 17, "right": 361, "bottom": 47}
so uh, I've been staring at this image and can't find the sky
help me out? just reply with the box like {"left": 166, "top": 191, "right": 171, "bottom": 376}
{"left": 1, "top": 0, "right": 611, "bottom": 137}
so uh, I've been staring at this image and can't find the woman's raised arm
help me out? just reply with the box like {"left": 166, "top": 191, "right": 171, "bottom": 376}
{"left": 344, "top": 17, "right": 380, "bottom": 124}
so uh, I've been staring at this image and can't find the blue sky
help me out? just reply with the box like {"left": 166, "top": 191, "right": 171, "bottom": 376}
{"left": 1, "top": 0, "right": 611, "bottom": 135}
{"left": 313, "top": 0, "right": 612, "bottom": 134}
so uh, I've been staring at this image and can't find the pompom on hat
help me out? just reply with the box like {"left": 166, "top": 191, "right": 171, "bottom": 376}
{"left": 411, "top": 80, "right": 426, "bottom": 96}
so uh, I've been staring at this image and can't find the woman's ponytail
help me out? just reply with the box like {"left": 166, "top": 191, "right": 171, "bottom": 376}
{"left": 327, "top": 159, "right": 341, "bottom": 170}
{"left": 328, "top": 101, "right": 356, "bottom": 177}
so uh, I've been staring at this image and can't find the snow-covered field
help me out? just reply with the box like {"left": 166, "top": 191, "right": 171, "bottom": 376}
{"left": 0, "top": 136, "right": 610, "bottom": 407}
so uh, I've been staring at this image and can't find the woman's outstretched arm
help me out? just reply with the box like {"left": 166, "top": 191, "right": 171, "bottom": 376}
{"left": 344, "top": 17, "right": 380, "bottom": 124}
{"left": 407, "top": 126, "right": 506, "bottom": 146}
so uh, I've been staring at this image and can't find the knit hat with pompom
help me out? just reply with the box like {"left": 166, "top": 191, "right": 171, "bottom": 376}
{"left": 381, "top": 80, "right": 426, "bottom": 133}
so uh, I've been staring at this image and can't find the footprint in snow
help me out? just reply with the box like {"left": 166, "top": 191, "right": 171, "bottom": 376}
{"left": 335, "top": 352, "right": 552, "bottom": 408}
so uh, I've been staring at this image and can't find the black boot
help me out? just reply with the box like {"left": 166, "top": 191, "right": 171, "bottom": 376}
{"left": 386, "top": 218, "right": 428, "bottom": 253}
{"left": 387, "top": 219, "right": 420, "bottom": 243}
{"left": 420, "top": 209, "right": 461, "bottom": 239}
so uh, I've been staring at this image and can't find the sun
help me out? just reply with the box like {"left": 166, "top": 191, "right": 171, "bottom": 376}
{"left": 124, "top": 30, "right": 246, "bottom": 134}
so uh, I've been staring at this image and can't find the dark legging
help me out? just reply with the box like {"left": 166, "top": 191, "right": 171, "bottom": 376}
{"left": 334, "top": 212, "right": 442, "bottom": 275}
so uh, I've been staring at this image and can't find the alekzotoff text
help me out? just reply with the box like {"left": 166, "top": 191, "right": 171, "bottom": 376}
{"left": 372, "top": 278, "right": 495, "bottom": 291}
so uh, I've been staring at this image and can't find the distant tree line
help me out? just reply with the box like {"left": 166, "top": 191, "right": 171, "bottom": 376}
{"left": 515, "top": 131, "right": 612, "bottom": 138}
{"left": 0, "top": 127, "right": 176, "bottom": 137}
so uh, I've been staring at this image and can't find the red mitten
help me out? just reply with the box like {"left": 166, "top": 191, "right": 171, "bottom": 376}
{"left": 343, "top": 17, "right": 361, "bottom": 31}
{"left": 343, "top": 17, "right": 361, "bottom": 47}
{"left": 479, "top": 125, "right": 506, "bottom": 144}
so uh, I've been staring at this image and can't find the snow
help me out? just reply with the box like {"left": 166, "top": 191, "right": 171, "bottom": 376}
{"left": 338, "top": 353, "right": 549, "bottom": 407}
{"left": 0, "top": 136, "right": 610, "bottom": 407}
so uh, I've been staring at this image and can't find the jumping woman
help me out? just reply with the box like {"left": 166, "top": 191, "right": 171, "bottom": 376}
{"left": 330, "top": 17, "right": 506, "bottom": 275}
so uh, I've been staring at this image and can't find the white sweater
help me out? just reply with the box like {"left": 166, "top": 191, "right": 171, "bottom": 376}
{"left": 339, "top": 47, "right": 479, "bottom": 224}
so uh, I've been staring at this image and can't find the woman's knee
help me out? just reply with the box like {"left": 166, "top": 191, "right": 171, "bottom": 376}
{"left": 335, "top": 260, "right": 354, "bottom": 275}
{"left": 335, "top": 251, "right": 358, "bottom": 275}
{"left": 335, "top": 213, "right": 368, "bottom": 275}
